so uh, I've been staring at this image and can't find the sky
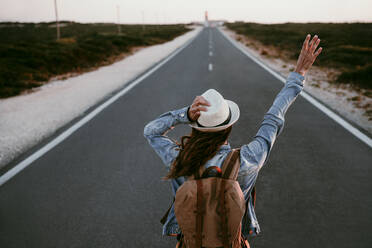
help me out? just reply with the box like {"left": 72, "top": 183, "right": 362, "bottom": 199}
{"left": 0, "top": 0, "right": 371, "bottom": 24}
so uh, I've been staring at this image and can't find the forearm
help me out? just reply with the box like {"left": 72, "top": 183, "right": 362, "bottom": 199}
{"left": 143, "top": 106, "right": 192, "bottom": 167}
{"left": 143, "top": 106, "right": 191, "bottom": 139}
{"left": 254, "top": 71, "right": 305, "bottom": 166}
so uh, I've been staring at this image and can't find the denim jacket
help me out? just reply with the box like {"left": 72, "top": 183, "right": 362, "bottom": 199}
{"left": 143, "top": 71, "right": 305, "bottom": 237}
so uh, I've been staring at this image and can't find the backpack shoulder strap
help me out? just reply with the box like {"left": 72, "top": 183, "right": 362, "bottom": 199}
{"left": 220, "top": 149, "right": 234, "bottom": 174}
{"left": 221, "top": 148, "right": 241, "bottom": 180}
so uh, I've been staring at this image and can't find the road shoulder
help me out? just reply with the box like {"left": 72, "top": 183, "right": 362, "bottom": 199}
{"left": 0, "top": 26, "right": 202, "bottom": 171}
{"left": 220, "top": 26, "right": 372, "bottom": 137}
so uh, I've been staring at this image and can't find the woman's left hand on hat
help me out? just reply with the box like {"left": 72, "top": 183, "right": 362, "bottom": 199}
{"left": 188, "top": 96, "right": 211, "bottom": 122}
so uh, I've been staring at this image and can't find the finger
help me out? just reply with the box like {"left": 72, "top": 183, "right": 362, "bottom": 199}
{"left": 302, "top": 34, "right": 311, "bottom": 51}
{"left": 199, "top": 96, "right": 211, "bottom": 106}
{"left": 195, "top": 97, "right": 210, "bottom": 107}
{"left": 311, "top": 38, "right": 321, "bottom": 53}
{"left": 314, "top": 47, "right": 322, "bottom": 57}
{"left": 196, "top": 96, "right": 211, "bottom": 106}
{"left": 191, "top": 97, "right": 199, "bottom": 106}
{"left": 309, "top": 35, "right": 318, "bottom": 50}
{"left": 190, "top": 104, "right": 198, "bottom": 112}
{"left": 195, "top": 106, "right": 208, "bottom": 112}
{"left": 194, "top": 96, "right": 205, "bottom": 105}
{"left": 194, "top": 96, "right": 202, "bottom": 104}
{"left": 191, "top": 104, "right": 207, "bottom": 112}
{"left": 192, "top": 97, "right": 202, "bottom": 107}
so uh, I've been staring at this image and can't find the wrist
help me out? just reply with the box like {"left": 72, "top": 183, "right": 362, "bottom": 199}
{"left": 186, "top": 106, "right": 191, "bottom": 121}
{"left": 173, "top": 106, "right": 192, "bottom": 124}
{"left": 294, "top": 68, "right": 306, "bottom": 77}
{"left": 187, "top": 106, "right": 193, "bottom": 122}
{"left": 288, "top": 71, "right": 305, "bottom": 86}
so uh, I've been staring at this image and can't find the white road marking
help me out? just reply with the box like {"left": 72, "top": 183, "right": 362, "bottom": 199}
{"left": 209, "top": 51, "right": 213, "bottom": 56}
{"left": 0, "top": 29, "right": 203, "bottom": 187}
{"left": 209, "top": 63, "right": 213, "bottom": 71}
{"left": 218, "top": 27, "right": 372, "bottom": 148}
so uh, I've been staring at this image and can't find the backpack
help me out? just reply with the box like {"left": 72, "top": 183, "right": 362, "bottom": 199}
{"left": 162, "top": 148, "right": 252, "bottom": 248}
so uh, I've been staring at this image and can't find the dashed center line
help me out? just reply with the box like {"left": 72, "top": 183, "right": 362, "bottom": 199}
{"left": 208, "top": 32, "right": 213, "bottom": 72}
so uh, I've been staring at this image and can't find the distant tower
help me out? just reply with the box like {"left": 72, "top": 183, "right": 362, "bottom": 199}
{"left": 204, "top": 10, "right": 209, "bottom": 27}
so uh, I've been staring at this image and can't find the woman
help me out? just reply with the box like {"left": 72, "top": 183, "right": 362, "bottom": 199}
{"left": 144, "top": 34, "right": 322, "bottom": 243}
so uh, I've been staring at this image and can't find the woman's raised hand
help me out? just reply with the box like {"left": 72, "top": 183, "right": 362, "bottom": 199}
{"left": 188, "top": 96, "right": 211, "bottom": 122}
{"left": 294, "top": 34, "right": 323, "bottom": 77}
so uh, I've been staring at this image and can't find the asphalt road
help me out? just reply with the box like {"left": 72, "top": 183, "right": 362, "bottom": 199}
{"left": 0, "top": 27, "right": 371, "bottom": 248}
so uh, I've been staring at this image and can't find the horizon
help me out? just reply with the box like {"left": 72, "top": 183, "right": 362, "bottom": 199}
{"left": 1, "top": 20, "right": 371, "bottom": 25}
{"left": 1, "top": 0, "right": 371, "bottom": 24}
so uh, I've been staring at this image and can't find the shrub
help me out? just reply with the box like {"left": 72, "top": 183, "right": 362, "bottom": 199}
{"left": 225, "top": 22, "right": 372, "bottom": 89}
{"left": 0, "top": 22, "right": 190, "bottom": 98}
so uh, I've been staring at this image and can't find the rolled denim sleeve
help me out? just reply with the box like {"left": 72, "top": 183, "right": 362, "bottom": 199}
{"left": 240, "top": 71, "right": 305, "bottom": 172}
{"left": 143, "top": 106, "right": 192, "bottom": 169}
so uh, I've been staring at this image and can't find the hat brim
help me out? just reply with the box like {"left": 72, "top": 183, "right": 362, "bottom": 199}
{"left": 189, "top": 100, "right": 240, "bottom": 132}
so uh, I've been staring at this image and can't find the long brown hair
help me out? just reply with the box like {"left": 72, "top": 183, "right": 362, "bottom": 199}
{"left": 164, "top": 126, "right": 232, "bottom": 179}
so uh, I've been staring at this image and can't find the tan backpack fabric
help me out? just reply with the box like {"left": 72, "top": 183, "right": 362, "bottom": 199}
{"left": 173, "top": 148, "right": 248, "bottom": 248}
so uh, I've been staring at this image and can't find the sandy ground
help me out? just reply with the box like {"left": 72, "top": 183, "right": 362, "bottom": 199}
{"left": 221, "top": 27, "right": 372, "bottom": 136}
{"left": 0, "top": 26, "right": 202, "bottom": 170}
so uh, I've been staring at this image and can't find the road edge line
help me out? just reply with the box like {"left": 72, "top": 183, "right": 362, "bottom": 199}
{"left": 0, "top": 27, "right": 203, "bottom": 187}
{"left": 218, "top": 27, "right": 372, "bottom": 149}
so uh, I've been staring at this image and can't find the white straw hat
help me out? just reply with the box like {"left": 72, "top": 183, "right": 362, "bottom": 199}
{"left": 189, "top": 89, "right": 240, "bottom": 132}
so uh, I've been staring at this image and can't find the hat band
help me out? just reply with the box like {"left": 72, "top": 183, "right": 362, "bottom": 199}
{"left": 196, "top": 107, "right": 232, "bottom": 128}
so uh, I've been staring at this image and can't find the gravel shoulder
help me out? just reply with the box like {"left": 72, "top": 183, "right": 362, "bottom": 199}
{"left": 0, "top": 26, "right": 202, "bottom": 170}
{"left": 221, "top": 26, "right": 372, "bottom": 137}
